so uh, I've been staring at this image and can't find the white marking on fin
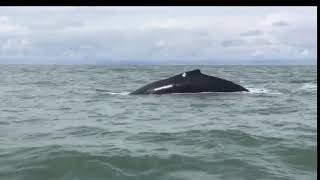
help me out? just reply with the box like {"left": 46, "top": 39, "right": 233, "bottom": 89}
{"left": 154, "top": 84, "right": 173, "bottom": 91}
{"left": 182, "top": 73, "right": 186, "bottom": 77}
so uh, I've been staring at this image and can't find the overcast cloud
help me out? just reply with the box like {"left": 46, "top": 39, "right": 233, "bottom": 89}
{"left": 0, "top": 6, "right": 317, "bottom": 64}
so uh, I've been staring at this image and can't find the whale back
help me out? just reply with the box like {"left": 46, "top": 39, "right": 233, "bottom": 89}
{"left": 184, "top": 69, "right": 201, "bottom": 76}
{"left": 130, "top": 69, "right": 248, "bottom": 94}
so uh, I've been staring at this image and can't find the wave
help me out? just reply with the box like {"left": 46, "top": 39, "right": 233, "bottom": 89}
{"left": 299, "top": 83, "right": 317, "bottom": 91}
{"left": 1, "top": 143, "right": 315, "bottom": 180}
{"left": 245, "top": 87, "right": 282, "bottom": 95}
{"left": 289, "top": 80, "right": 314, "bottom": 84}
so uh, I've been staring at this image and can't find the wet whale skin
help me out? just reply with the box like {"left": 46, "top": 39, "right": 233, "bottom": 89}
{"left": 130, "top": 69, "right": 249, "bottom": 95}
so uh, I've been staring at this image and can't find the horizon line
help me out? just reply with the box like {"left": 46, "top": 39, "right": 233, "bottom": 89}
{"left": 0, "top": 63, "right": 316, "bottom": 66}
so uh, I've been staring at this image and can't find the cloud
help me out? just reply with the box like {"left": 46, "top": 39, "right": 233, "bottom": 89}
{"left": 300, "top": 49, "right": 310, "bottom": 57}
{"left": 221, "top": 39, "right": 246, "bottom": 47}
{"left": 1, "top": 39, "right": 30, "bottom": 50}
{"left": 240, "top": 30, "right": 263, "bottom": 36}
{"left": 0, "top": 7, "right": 316, "bottom": 64}
{"left": 0, "top": 16, "right": 28, "bottom": 35}
{"left": 272, "top": 20, "right": 289, "bottom": 27}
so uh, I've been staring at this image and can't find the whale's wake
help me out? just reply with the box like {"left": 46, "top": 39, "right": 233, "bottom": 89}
{"left": 96, "top": 87, "right": 284, "bottom": 96}
{"left": 95, "top": 89, "right": 130, "bottom": 95}
{"left": 245, "top": 87, "right": 283, "bottom": 95}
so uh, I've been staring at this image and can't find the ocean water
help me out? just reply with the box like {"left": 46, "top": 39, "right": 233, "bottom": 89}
{"left": 0, "top": 65, "right": 317, "bottom": 180}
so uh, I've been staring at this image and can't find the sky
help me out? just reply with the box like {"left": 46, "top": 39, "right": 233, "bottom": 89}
{"left": 0, "top": 6, "right": 317, "bottom": 65}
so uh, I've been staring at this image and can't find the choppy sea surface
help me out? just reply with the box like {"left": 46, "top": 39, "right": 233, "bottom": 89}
{"left": 0, "top": 65, "right": 317, "bottom": 180}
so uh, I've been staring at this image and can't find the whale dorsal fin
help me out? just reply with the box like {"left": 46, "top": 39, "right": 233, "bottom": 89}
{"left": 184, "top": 69, "right": 201, "bottom": 76}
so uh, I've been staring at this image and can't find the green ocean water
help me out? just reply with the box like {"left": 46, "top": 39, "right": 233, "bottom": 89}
{"left": 0, "top": 65, "right": 317, "bottom": 180}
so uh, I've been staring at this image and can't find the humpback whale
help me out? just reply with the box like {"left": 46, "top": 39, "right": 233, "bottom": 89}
{"left": 130, "top": 69, "right": 248, "bottom": 95}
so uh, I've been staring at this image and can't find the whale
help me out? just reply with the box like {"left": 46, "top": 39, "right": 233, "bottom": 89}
{"left": 130, "top": 69, "right": 248, "bottom": 95}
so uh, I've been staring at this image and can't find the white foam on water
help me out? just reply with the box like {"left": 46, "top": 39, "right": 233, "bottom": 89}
{"left": 300, "top": 83, "right": 317, "bottom": 91}
{"left": 95, "top": 89, "right": 130, "bottom": 95}
{"left": 106, "top": 91, "right": 130, "bottom": 95}
{"left": 245, "top": 87, "right": 282, "bottom": 95}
